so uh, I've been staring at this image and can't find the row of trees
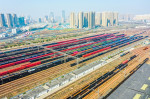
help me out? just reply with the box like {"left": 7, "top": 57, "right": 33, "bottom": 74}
{"left": 1, "top": 31, "right": 90, "bottom": 49}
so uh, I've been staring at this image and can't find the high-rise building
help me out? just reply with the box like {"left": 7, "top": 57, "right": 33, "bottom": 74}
{"left": 50, "top": 17, "right": 55, "bottom": 23}
{"left": 0, "top": 14, "right": 7, "bottom": 27}
{"left": 70, "top": 12, "right": 76, "bottom": 28}
{"left": 6, "top": 13, "right": 13, "bottom": 28}
{"left": 95, "top": 13, "right": 102, "bottom": 26}
{"left": 61, "top": 18, "right": 65, "bottom": 23}
{"left": 76, "top": 14, "right": 79, "bottom": 28}
{"left": 24, "top": 16, "right": 30, "bottom": 25}
{"left": 26, "top": 16, "right": 31, "bottom": 24}
{"left": 102, "top": 12, "right": 108, "bottom": 26}
{"left": 50, "top": 12, "right": 54, "bottom": 18}
{"left": 113, "top": 12, "right": 118, "bottom": 26}
{"left": 39, "top": 18, "right": 42, "bottom": 23}
{"left": 62, "top": 10, "right": 65, "bottom": 23}
{"left": 78, "top": 12, "right": 84, "bottom": 28}
{"left": 12, "top": 14, "right": 18, "bottom": 27}
{"left": 55, "top": 16, "right": 61, "bottom": 23}
{"left": 84, "top": 13, "right": 88, "bottom": 27}
{"left": 119, "top": 14, "right": 134, "bottom": 21}
{"left": 44, "top": 15, "right": 49, "bottom": 22}
{"left": 50, "top": 12, "right": 54, "bottom": 23}
{"left": 18, "top": 17, "right": 25, "bottom": 26}
{"left": 102, "top": 12, "right": 118, "bottom": 27}
{"left": 92, "top": 12, "right": 95, "bottom": 28}
{"left": 88, "top": 12, "right": 95, "bottom": 29}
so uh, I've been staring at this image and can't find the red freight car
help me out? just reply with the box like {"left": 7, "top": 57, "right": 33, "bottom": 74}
{"left": 0, "top": 71, "right": 8, "bottom": 76}
{"left": 46, "top": 40, "right": 81, "bottom": 48}
{"left": 57, "top": 39, "right": 77, "bottom": 44}
{"left": 83, "top": 46, "right": 111, "bottom": 58}
{"left": 61, "top": 36, "right": 120, "bottom": 52}
{"left": 0, "top": 52, "right": 54, "bottom": 69}
{"left": 0, "top": 63, "right": 15, "bottom": 69}
{"left": 46, "top": 34, "right": 113, "bottom": 48}
{"left": 122, "top": 60, "right": 128, "bottom": 64}
{"left": 8, "top": 68, "right": 19, "bottom": 73}
{"left": 25, "top": 61, "right": 41, "bottom": 68}
{"left": 0, "top": 61, "right": 42, "bottom": 76}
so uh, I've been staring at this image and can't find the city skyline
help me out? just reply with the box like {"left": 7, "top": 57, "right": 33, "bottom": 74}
{"left": 0, "top": 0, "right": 149, "bottom": 19}
{"left": 70, "top": 11, "right": 118, "bottom": 29}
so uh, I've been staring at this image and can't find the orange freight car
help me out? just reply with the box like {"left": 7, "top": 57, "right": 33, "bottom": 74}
{"left": 143, "top": 47, "right": 148, "bottom": 50}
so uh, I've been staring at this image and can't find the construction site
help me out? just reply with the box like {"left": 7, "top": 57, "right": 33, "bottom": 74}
{"left": 0, "top": 28, "right": 150, "bottom": 99}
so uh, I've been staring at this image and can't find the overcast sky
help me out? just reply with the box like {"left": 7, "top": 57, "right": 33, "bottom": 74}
{"left": 0, "top": 0, "right": 149, "bottom": 19}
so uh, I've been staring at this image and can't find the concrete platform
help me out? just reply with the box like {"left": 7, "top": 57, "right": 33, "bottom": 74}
{"left": 107, "top": 64, "right": 150, "bottom": 99}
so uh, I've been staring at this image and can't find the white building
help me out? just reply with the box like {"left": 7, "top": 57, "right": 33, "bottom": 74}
{"left": 78, "top": 12, "right": 84, "bottom": 28}
{"left": 133, "top": 14, "right": 150, "bottom": 21}
{"left": 70, "top": 12, "right": 76, "bottom": 28}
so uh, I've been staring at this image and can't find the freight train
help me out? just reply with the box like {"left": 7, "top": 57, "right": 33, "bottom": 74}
{"left": 120, "top": 51, "right": 130, "bottom": 57}
{"left": 70, "top": 36, "right": 144, "bottom": 66}
{"left": 67, "top": 55, "right": 141, "bottom": 99}
{"left": 130, "top": 58, "right": 149, "bottom": 74}
{"left": 0, "top": 34, "right": 124, "bottom": 70}
{"left": 0, "top": 33, "right": 148, "bottom": 85}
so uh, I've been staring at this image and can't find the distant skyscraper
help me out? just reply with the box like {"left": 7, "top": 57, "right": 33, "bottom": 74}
{"left": 27, "top": 16, "right": 31, "bottom": 21}
{"left": 26, "top": 16, "right": 31, "bottom": 24}
{"left": 78, "top": 12, "right": 84, "bottom": 28}
{"left": 6, "top": 14, "right": 13, "bottom": 28}
{"left": 109, "top": 12, "right": 114, "bottom": 26}
{"left": 102, "top": 12, "right": 108, "bottom": 26}
{"left": 102, "top": 12, "right": 118, "bottom": 27}
{"left": 50, "top": 17, "right": 55, "bottom": 23}
{"left": 76, "top": 14, "right": 79, "bottom": 28}
{"left": 95, "top": 13, "right": 102, "bottom": 26}
{"left": 12, "top": 14, "right": 18, "bottom": 27}
{"left": 24, "top": 17, "right": 30, "bottom": 25}
{"left": 113, "top": 12, "right": 118, "bottom": 26}
{"left": 50, "top": 12, "right": 54, "bottom": 18}
{"left": 24, "top": 19, "right": 27, "bottom": 24}
{"left": 18, "top": 17, "right": 25, "bottom": 26}
{"left": 88, "top": 12, "right": 91, "bottom": 28}
{"left": 0, "top": 14, "right": 7, "bottom": 27}
{"left": 88, "top": 12, "right": 95, "bottom": 29}
{"left": 61, "top": 18, "right": 65, "bottom": 23}
{"left": 44, "top": 15, "right": 49, "bottom": 22}
{"left": 84, "top": 13, "right": 88, "bottom": 27}
{"left": 50, "top": 12, "right": 54, "bottom": 23}
{"left": 119, "top": 14, "right": 134, "bottom": 21}
{"left": 55, "top": 16, "right": 61, "bottom": 23}
{"left": 62, "top": 10, "right": 65, "bottom": 23}
{"left": 39, "top": 18, "right": 42, "bottom": 23}
{"left": 93, "top": 12, "right": 95, "bottom": 28}
{"left": 70, "top": 12, "right": 76, "bottom": 28}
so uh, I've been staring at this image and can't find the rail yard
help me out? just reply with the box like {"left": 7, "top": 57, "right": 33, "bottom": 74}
{"left": 45, "top": 42, "right": 150, "bottom": 99}
{"left": 0, "top": 28, "right": 150, "bottom": 99}
{"left": 82, "top": 46, "right": 150, "bottom": 99}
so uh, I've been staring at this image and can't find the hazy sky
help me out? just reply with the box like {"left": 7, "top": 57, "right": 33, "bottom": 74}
{"left": 0, "top": 0, "right": 149, "bottom": 19}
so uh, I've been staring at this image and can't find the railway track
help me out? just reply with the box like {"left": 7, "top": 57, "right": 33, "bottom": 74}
{"left": 83, "top": 47, "right": 150, "bottom": 99}
{"left": 0, "top": 33, "right": 147, "bottom": 98}
{"left": 65, "top": 45, "right": 150, "bottom": 99}
{"left": 48, "top": 47, "right": 144, "bottom": 99}
{"left": 0, "top": 59, "right": 77, "bottom": 97}
{"left": 7, "top": 41, "right": 144, "bottom": 98}
{"left": 0, "top": 35, "right": 137, "bottom": 82}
